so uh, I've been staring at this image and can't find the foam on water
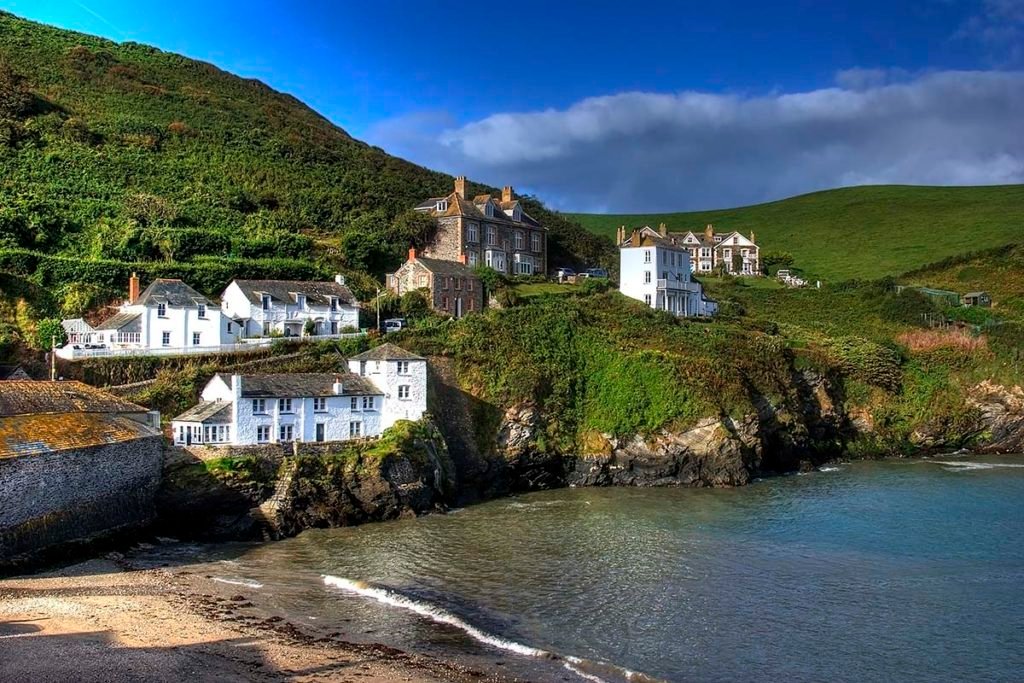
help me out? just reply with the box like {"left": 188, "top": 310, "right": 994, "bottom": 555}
{"left": 933, "top": 461, "right": 1024, "bottom": 472}
{"left": 323, "top": 575, "right": 660, "bottom": 683}
{"left": 212, "top": 577, "right": 264, "bottom": 588}
{"left": 818, "top": 466, "right": 841, "bottom": 472}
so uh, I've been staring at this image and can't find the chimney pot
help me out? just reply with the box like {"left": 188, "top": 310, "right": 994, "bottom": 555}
{"left": 454, "top": 176, "right": 466, "bottom": 199}
{"left": 408, "top": 247, "right": 416, "bottom": 262}
{"left": 658, "top": 222, "right": 667, "bottom": 237}
{"left": 334, "top": 273, "right": 346, "bottom": 286}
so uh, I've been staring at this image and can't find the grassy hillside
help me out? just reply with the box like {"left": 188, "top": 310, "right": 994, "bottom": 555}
{"left": 0, "top": 11, "right": 612, "bottom": 335}
{"left": 570, "top": 185, "right": 1024, "bottom": 281}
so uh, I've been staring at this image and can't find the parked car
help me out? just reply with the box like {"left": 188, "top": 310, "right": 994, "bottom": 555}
{"left": 383, "top": 318, "right": 407, "bottom": 334}
{"left": 584, "top": 267, "right": 609, "bottom": 279}
{"left": 556, "top": 267, "right": 576, "bottom": 282}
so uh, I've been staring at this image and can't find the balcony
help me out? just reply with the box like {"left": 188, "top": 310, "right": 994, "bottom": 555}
{"left": 657, "top": 278, "right": 700, "bottom": 292}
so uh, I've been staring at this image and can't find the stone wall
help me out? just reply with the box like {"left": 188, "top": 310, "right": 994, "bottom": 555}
{"left": 0, "top": 435, "right": 164, "bottom": 569}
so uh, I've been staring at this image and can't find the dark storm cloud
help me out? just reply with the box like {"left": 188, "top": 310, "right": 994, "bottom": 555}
{"left": 367, "top": 70, "right": 1024, "bottom": 212}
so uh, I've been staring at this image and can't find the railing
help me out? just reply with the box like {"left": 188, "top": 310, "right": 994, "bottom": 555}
{"left": 55, "top": 331, "right": 367, "bottom": 361}
{"left": 656, "top": 278, "right": 700, "bottom": 292}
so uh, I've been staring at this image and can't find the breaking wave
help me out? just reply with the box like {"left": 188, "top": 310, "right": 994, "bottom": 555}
{"left": 933, "top": 461, "right": 1024, "bottom": 472}
{"left": 212, "top": 577, "right": 264, "bottom": 588}
{"left": 322, "top": 575, "right": 663, "bottom": 683}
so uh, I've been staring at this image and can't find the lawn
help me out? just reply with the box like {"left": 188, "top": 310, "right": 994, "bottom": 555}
{"left": 569, "top": 185, "right": 1024, "bottom": 282}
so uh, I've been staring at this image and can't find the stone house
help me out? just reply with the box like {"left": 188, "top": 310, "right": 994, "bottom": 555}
{"left": 617, "top": 226, "right": 717, "bottom": 317}
{"left": 220, "top": 276, "right": 359, "bottom": 338}
{"left": 0, "top": 381, "right": 163, "bottom": 567}
{"left": 92, "top": 274, "right": 234, "bottom": 351}
{"left": 414, "top": 176, "right": 547, "bottom": 276}
{"left": 625, "top": 224, "right": 761, "bottom": 275}
{"left": 171, "top": 343, "right": 426, "bottom": 446}
{"left": 386, "top": 248, "right": 484, "bottom": 318}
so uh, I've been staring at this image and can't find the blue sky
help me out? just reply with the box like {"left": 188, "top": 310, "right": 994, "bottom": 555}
{"left": 2, "top": 1, "right": 1022, "bottom": 211}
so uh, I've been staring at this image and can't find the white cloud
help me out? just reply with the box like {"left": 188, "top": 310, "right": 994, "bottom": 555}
{"left": 366, "top": 70, "right": 1024, "bottom": 212}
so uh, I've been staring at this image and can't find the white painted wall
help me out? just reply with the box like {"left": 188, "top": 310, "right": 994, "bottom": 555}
{"left": 619, "top": 245, "right": 715, "bottom": 317}
{"left": 104, "top": 302, "right": 233, "bottom": 350}
{"left": 347, "top": 357, "right": 428, "bottom": 429}
{"left": 220, "top": 281, "right": 360, "bottom": 338}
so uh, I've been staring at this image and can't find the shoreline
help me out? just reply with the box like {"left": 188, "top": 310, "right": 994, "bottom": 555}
{"left": 0, "top": 557, "right": 519, "bottom": 683}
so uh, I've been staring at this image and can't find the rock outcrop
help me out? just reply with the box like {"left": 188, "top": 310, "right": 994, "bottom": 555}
{"left": 969, "top": 381, "right": 1024, "bottom": 453}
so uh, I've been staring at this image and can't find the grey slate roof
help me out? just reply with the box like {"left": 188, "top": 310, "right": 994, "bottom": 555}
{"left": 0, "top": 365, "right": 30, "bottom": 380}
{"left": 415, "top": 191, "right": 542, "bottom": 228}
{"left": 414, "top": 257, "right": 480, "bottom": 278}
{"left": 0, "top": 381, "right": 148, "bottom": 417}
{"left": 350, "top": 343, "right": 425, "bottom": 362}
{"left": 231, "top": 280, "right": 356, "bottom": 306}
{"left": 172, "top": 400, "right": 232, "bottom": 423}
{"left": 96, "top": 311, "right": 141, "bottom": 331}
{"left": 136, "top": 279, "right": 212, "bottom": 307}
{"left": 216, "top": 373, "right": 382, "bottom": 398}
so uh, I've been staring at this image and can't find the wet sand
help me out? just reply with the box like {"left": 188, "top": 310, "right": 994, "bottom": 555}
{"left": 0, "top": 557, "right": 516, "bottom": 683}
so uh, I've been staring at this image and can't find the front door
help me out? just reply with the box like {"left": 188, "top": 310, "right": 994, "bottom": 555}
{"left": 316, "top": 423, "right": 325, "bottom": 442}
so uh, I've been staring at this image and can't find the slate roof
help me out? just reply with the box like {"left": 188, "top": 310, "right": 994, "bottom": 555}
{"left": 0, "top": 365, "right": 30, "bottom": 380}
{"left": 963, "top": 291, "right": 989, "bottom": 298}
{"left": 0, "top": 381, "right": 148, "bottom": 417}
{"left": 96, "top": 311, "right": 141, "bottom": 331}
{"left": 415, "top": 191, "right": 542, "bottom": 228}
{"left": 413, "top": 257, "right": 480, "bottom": 278}
{"left": 350, "top": 343, "right": 425, "bottom": 362}
{"left": 214, "top": 373, "right": 382, "bottom": 398}
{"left": 172, "top": 400, "right": 232, "bottom": 424}
{"left": 231, "top": 279, "right": 356, "bottom": 306}
{"left": 0, "top": 412, "right": 159, "bottom": 458}
{"left": 136, "top": 279, "right": 212, "bottom": 307}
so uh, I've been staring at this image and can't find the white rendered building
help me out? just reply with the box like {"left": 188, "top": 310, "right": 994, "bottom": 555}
{"left": 220, "top": 276, "right": 359, "bottom": 339}
{"left": 617, "top": 226, "right": 717, "bottom": 317}
{"left": 171, "top": 343, "right": 427, "bottom": 446}
{"left": 94, "top": 274, "right": 234, "bottom": 351}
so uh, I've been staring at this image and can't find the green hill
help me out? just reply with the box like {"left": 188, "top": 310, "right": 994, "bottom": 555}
{"left": 0, "top": 11, "right": 611, "bottom": 322}
{"left": 570, "top": 184, "right": 1024, "bottom": 281}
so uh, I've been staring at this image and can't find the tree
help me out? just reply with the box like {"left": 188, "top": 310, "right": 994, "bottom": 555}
{"left": 34, "top": 318, "right": 67, "bottom": 351}
{"left": 762, "top": 250, "right": 795, "bottom": 275}
{"left": 399, "top": 289, "right": 430, "bottom": 318}
{"left": 388, "top": 210, "right": 437, "bottom": 248}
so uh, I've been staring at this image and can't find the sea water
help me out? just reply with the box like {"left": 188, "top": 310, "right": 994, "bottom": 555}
{"left": 160, "top": 454, "right": 1024, "bottom": 682}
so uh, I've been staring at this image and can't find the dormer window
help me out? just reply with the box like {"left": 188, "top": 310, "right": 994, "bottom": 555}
{"left": 261, "top": 294, "right": 271, "bottom": 311}
{"left": 513, "top": 206, "right": 521, "bottom": 221}
{"left": 436, "top": 199, "right": 448, "bottom": 212}
{"left": 296, "top": 294, "right": 306, "bottom": 309}
{"left": 330, "top": 297, "right": 338, "bottom": 312}
{"left": 485, "top": 204, "right": 494, "bottom": 217}
{"left": 157, "top": 303, "right": 167, "bottom": 318}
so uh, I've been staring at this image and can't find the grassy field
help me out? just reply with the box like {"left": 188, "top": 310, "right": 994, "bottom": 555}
{"left": 569, "top": 184, "right": 1024, "bottom": 281}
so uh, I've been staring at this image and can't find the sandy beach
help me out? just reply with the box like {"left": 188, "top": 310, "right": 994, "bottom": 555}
{"left": 0, "top": 557, "right": 515, "bottom": 683}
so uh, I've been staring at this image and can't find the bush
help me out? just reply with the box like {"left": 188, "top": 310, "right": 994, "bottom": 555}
{"left": 579, "top": 277, "right": 610, "bottom": 295}
{"left": 399, "top": 289, "right": 430, "bottom": 318}
{"left": 34, "top": 318, "right": 67, "bottom": 350}
{"left": 496, "top": 287, "right": 521, "bottom": 308}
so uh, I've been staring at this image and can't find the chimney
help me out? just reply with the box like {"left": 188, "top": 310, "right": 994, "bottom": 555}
{"left": 458, "top": 253, "right": 468, "bottom": 265}
{"left": 631, "top": 228, "right": 642, "bottom": 245}
{"left": 408, "top": 247, "right": 417, "bottom": 262}
{"left": 334, "top": 273, "right": 346, "bottom": 286}
{"left": 658, "top": 222, "right": 667, "bottom": 237}
{"left": 704, "top": 224, "right": 714, "bottom": 239}
{"left": 333, "top": 376, "right": 344, "bottom": 395}
{"left": 617, "top": 225, "right": 626, "bottom": 244}
{"left": 454, "top": 175, "right": 466, "bottom": 199}
{"left": 750, "top": 231, "right": 756, "bottom": 243}
{"left": 502, "top": 185, "right": 513, "bottom": 203}
{"left": 128, "top": 272, "right": 140, "bottom": 304}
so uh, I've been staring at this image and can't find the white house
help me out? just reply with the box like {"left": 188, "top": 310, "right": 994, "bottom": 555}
{"left": 171, "top": 343, "right": 427, "bottom": 446}
{"left": 93, "top": 274, "right": 234, "bottom": 351}
{"left": 61, "top": 318, "right": 97, "bottom": 346}
{"left": 617, "top": 226, "right": 717, "bottom": 317}
{"left": 220, "top": 276, "right": 359, "bottom": 338}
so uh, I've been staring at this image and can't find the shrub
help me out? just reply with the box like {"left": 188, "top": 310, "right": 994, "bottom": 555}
{"left": 579, "top": 277, "right": 610, "bottom": 295}
{"left": 496, "top": 287, "right": 521, "bottom": 308}
{"left": 399, "top": 289, "right": 430, "bottom": 318}
{"left": 34, "top": 318, "right": 67, "bottom": 350}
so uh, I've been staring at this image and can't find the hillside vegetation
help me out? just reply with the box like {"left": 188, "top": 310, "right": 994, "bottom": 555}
{"left": 0, "top": 11, "right": 611, "bottom": 347}
{"left": 570, "top": 185, "right": 1024, "bottom": 281}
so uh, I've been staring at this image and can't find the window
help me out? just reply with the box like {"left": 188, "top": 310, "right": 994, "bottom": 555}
{"left": 296, "top": 294, "right": 306, "bottom": 309}
{"left": 644, "top": 294, "right": 652, "bottom": 306}
{"left": 262, "top": 295, "right": 271, "bottom": 311}
{"left": 442, "top": 296, "right": 449, "bottom": 309}
{"left": 398, "top": 385, "right": 410, "bottom": 399}
{"left": 644, "top": 271, "right": 651, "bottom": 284}
{"left": 442, "top": 276, "right": 449, "bottom": 290}
{"left": 487, "top": 225, "right": 497, "bottom": 246}
{"left": 644, "top": 250, "right": 652, "bottom": 263}
{"left": 397, "top": 360, "right": 410, "bottom": 375}
{"left": 227, "top": 322, "right": 232, "bottom": 333}
{"left": 436, "top": 199, "right": 448, "bottom": 212}
{"left": 315, "top": 423, "right": 325, "bottom": 442}
{"left": 197, "top": 304, "right": 207, "bottom": 319}
{"left": 279, "top": 424, "right": 294, "bottom": 442}
{"left": 256, "top": 425, "right": 270, "bottom": 443}
{"left": 468, "top": 251, "right": 479, "bottom": 267}
{"left": 349, "top": 421, "right": 362, "bottom": 438}
{"left": 192, "top": 332, "right": 201, "bottom": 346}
{"left": 514, "top": 231, "right": 524, "bottom": 250}
{"left": 467, "top": 223, "right": 478, "bottom": 242}
{"left": 204, "top": 425, "right": 230, "bottom": 443}
{"left": 359, "top": 361, "right": 366, "bottom": 376}
{"left": 330, "top": 321, "right": 338, "bottom": 334}
{"left": 741, "top": 248, "right": 749, "bottom": 257}
{"left": 313, "top": 397, "right": 327, "bottom": 412}
{"left": 700, "top": 261, "right": 712, "bottom": 272}
{"left": 350, "top": 396, "right": 359, "bottom": 411}
{"left": 279, "top": 398, "right": 293, "bottom": 414}
{"left": 362, "top": 396, "right": 374, "bottom": 410}
{"left": 485, "top": 204, "right": 494, "bottom": 217}
{"left": 455, "top": 277, "right": 462, "bottom": 290}
{"left": 262, "top": 322, "right": 272, "bottom": 336}
{"left": 662, "top": 271, "right": 668, "bottom": 279}
{"left": 330, "top": 297, "right": 338, "bottom": 312}
{"left": 700, "top": 248, "right": 712, "bottom": 258}
{"left": 157, "top": 303, "right": 167, "bottom": 318}
{"left": 252, "top": 399, "right": 266, "bottom": 414}
{"left": 531, "top": 232, "right": 541, "bottom": 252}
{"left": 723, "top": 248, "right": 731, "bottom": 259}
{"left": 162, "top": 331, "right": 170, "bottom": 347}
{"left": 733, "top": 236, "right": 739, "bottom": 244}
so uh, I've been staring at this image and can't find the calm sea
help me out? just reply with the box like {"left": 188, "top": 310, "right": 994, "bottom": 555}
{"left": 152, "top": 454, "right": 1024, "bottom": 682}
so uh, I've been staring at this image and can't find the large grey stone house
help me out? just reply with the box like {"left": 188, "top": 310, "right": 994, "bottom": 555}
{"left": 413, "top": 176, "right": 547, "bottom": 276}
